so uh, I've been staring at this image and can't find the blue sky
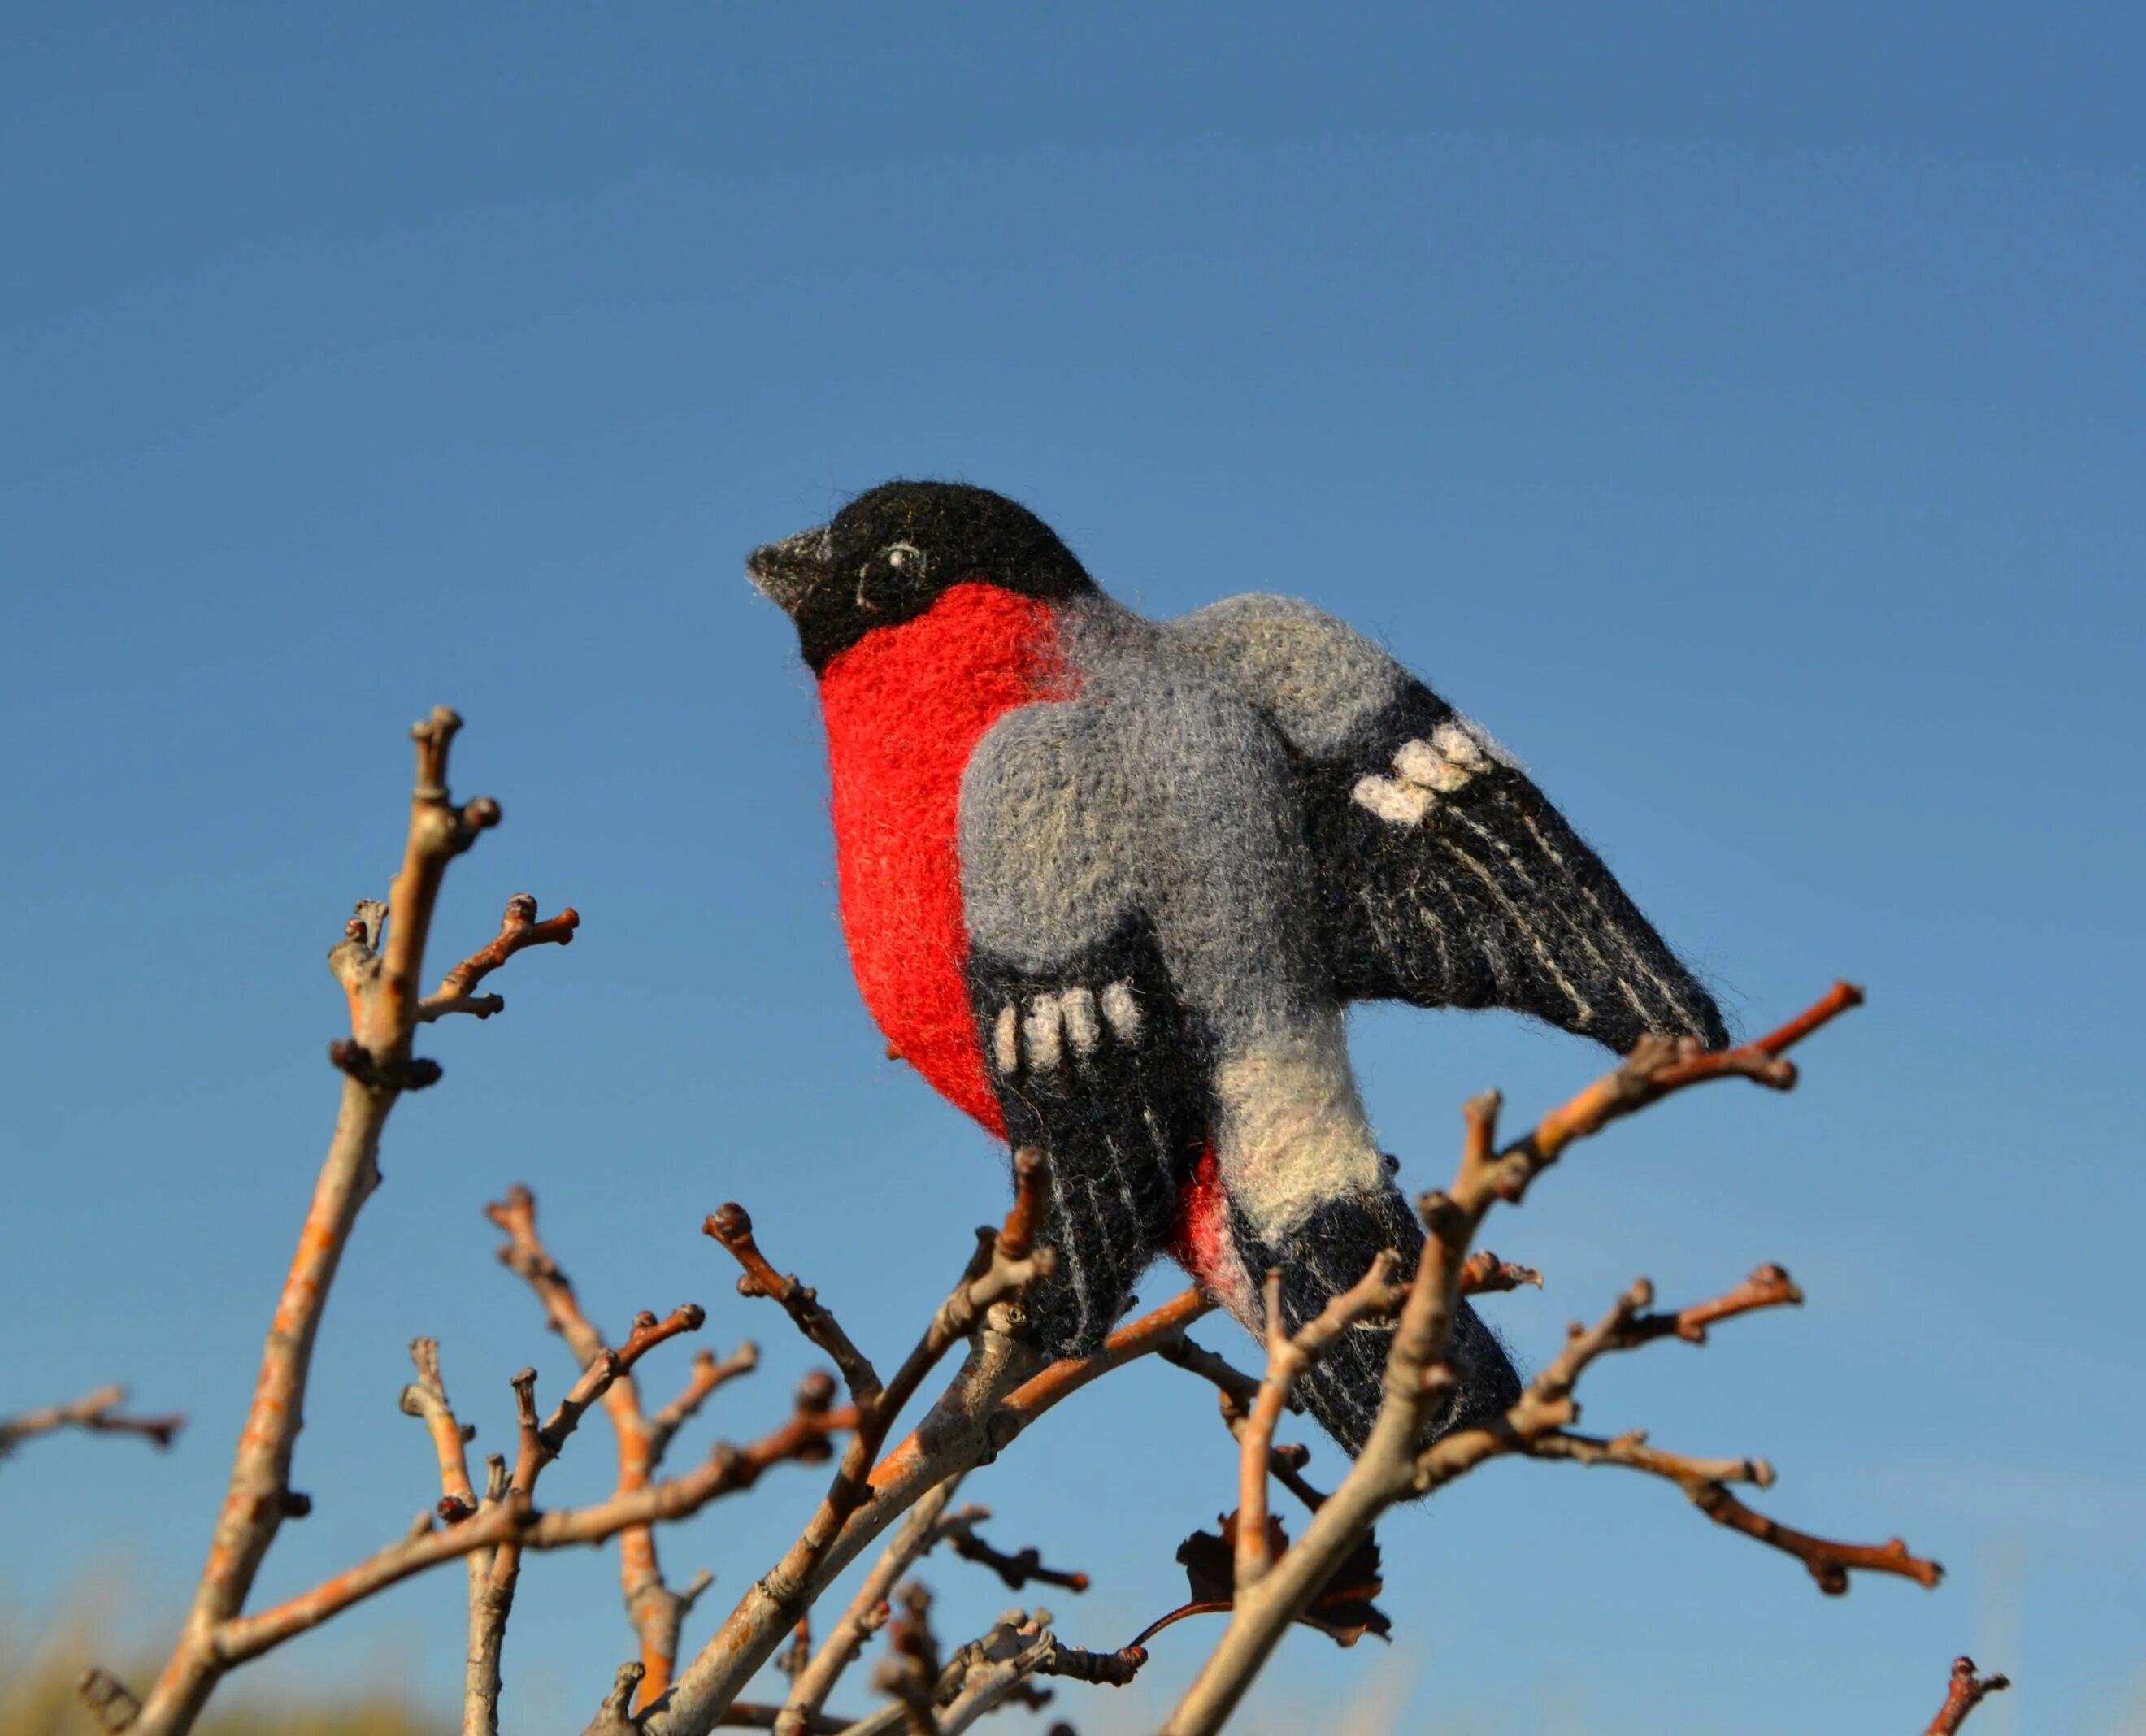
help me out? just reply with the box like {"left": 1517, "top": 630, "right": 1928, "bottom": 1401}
{"left": 2, "top": 6, "right": 2140, "bottom": 1732}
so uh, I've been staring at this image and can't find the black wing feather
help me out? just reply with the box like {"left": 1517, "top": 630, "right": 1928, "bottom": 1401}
{"left": 967, "top": 915, "right": 1211, "bottom": 1357}
{"left": 1308, "top": 686, "right": 1727, "bottom": 1052}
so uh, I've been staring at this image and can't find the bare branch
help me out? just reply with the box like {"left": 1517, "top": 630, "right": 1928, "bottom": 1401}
{"left": 1457, "top": 1251, "right": 1543, "bottom": 1295}
{"left": 204, "top": 1374, "right": 854, "bottom": 1670}
{"left": 399, "top": 1340, "right": 480, "bottom": 1524}
{"left": 1525, "top": 1426, "right": 1940, "bottom": 1591}
{"left": 0, "top": 1383, "right": 185, "bottom": 1460}
{"left": 396, "top": 1340, "right": 511, "bottom": 1736}
{"left": 654, "top": 1157, "right": 1060, "bottom": 1734}
{"left": 421, "top": 893, "right": 580, "bottom": 1021}
{"left": 76, "top": 1669, "right": 142, "bottom": 1733}
{"left": 848, "top": 1608, "right": 1145, "bottom": 1736}
{"left": 648, "top": 1286, "right": 1211, "bottom": 1735}
{"left": 706, "top": 1203, "right": 883, "bottom": 1404}
{"left": 1158, "top": 1336, "right": 1271, "bottom": 1410}
{"left": 938, "top": 1511, "right": 1090, "bottom": 1595}
{"left": 78, "top": 704, "right": 1918, "bottom": 1736}
{"left": 777, "top": 1482, "right": 964, "bottom": 1736}
{"left": 650, "top": 1343, "right": 762, "bottom": 1464}
{"left": 1922, "top": 1656, "right": 2013, "bottom": 1734}
{"left": 528, "top": 1376, "right": 856, "bottom": 1550}
{"left": 1236, "top": 1255, "right": 1405, "bottom": 1589}
{"left": 1210, "top": 1390, "right": 1329, "bottom": 1515}
{"left": 1162, "top": 984, "right": 1884, "bottom": 1736}
{"left": 868, "top": 1583, "right": 940, "bottom": 1736}
{"left": 487, "top": 1182, "right": 732, "bottom": 1708}
{"left": 99, "top": 707, "right": 581, "bottom": 1736}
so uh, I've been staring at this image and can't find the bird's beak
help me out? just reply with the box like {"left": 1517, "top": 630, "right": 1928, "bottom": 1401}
{"left": 746, "top": 524, "right": 833, "bottom": 617}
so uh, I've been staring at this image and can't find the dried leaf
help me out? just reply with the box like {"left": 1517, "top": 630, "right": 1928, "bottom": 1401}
{"left": 1301, "top": 1528, "right": 1391, "bottom": 1646}
{"left": 1129, "top": 1511, "right": 1392, "bottom": 1651}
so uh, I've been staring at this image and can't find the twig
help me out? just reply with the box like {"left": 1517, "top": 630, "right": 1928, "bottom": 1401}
{"left": 400, "top": 1341, "right": 480, "bottom": 1524}
{"left": 421, "top": 893, "right": 580, "bottom": 1021}
{"left": 869, "top": 1583, "right": 940, "bottom": 1736}
{"left": 397, "top": 1339, "right": 506, "bottom": 1736}
{"left": 705, "top": 1204, "right": 882, "bottom": 1405}
{"left": 93, "top": 708, "right": 581, "bottom": 1736}
{"left": 651, "top": 1344, "right": 762, "bottom": 1463}
{"left": 940, "top": 1512, "right": 1090, "bottom": 1596}
{"left": 645, "top": 1285, "right": 1212, "bottom": 1736}
{"left": 1236, "top": 1256, "right": 1405, "bottom": 1589}
{"left": 654, "top": 1158, "right": 1058, "bottom": 1734}
{"left": 848, "top": 1608, "right": 1145, "bottom": 1736}
{"left": 1457, "top": 1251, "right": 1543, "bottom": 1295}
{"left": 202, "top": 1374, "right": 854, "bottom": 1669}
{"left": 1922, "top": 1656, "right": 2012, "bottom": 1734}
{"left": 776, "top": 1482, "right": 964, "bottom": 1736}
{"left": 1213, "top": 1391, "right": 1330, "bottom": 1514}
{"left": 489, "top": 1183, "right": 742, "bottom": 1708}
{"left": 0, "top": 1384, "right": 185, "bottom": 1459}
{"left": 1162, "top": 984, "right": 1891, "bottom": 1736}
{"left": 1158, "top": 1337, "right": 1271, "bottom": 1410}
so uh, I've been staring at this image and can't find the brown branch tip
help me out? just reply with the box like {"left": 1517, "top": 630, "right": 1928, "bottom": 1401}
{"left": 1924, "top": 1654, "right": 2011, "bottom": 1734}
{"left": 941, "top": 1508, "right": 1091, "bottom": 1595}
{"left": 425, "top": 892, "right": 582, "bottom": 1020}
{"left": 704, "top": 1203, "right": 882, "bottom": 1404}
{"left": 0, "top": 1384, "right": 185, "bottom": 1457}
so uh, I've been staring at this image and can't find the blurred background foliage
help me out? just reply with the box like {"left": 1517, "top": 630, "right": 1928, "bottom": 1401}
{"left": 1, "top": 1607, "right": 444, "bottom": 1736}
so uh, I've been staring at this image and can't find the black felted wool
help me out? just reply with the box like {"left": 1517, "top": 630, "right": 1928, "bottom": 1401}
{"left": 1247, "top": 1187, "right": 1522, "bottom": 1456}
{"left": 749, "top": 481, "right": 1726, "bottom": 1455}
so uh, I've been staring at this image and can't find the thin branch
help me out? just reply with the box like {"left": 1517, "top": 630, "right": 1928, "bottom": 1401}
{"left": 650, "top": 1343, "right": 762, "bottom": 1464}
{"left": 645, "top": 1285, "right": 1210, "bottom": 1736}
{"left": 1213, "top": 1391, "right": 1330, "bottom": 1515}
{"left": 1525, "top": 1425, "right": 1939, "bottom": 1591}
{"left": 1236, "top": 1255, "right": 1405, "bottom": 1590}
{"left": 521, "top": 1378, "right": 855, "bottom": 1550}
{"left": 1158, "top": 1337, "right": 1271, "bottom": 1410}
{"left": 868, "top": 1583, "right": 939, "bottom": 1736}
{"left": 938, "top": 1512, "right": 1090, "bottom": 1595}
{"left": 656, "top": 1157, "right": 1057, "bottom": 1735}
{"left": 100, "top": 707, "right": 580, "bottom": 1736}
{"left": 705, "top": 1204, "right": 883, "bottom": 1405}
{"left": 397, "top": 1340, "right": 510, "bottom": 1736}
{"left": 1162, "top": 984, "right": 1881, "bottom": 1736}
{"left": 77, "top": 1669, "right": 142, "bottom": 1733}
{"left": 1410, "top": 1269, "right": 1940, "bottom": 1600}
{"left": 847, "top": 1608, "right": 1144, "bottom": 1736}
{"left": 776, "top": 1482, "right": 965, "bottom": 1736}
{"left": 209, "top": 1375, "right": 854, "bottom": 1668}
{"left": 1457, "top": 1251, "right": 1543, "bottom": 1295}
{"left": 1492, "top": 983, "right": 1866, "bottom": 1207}
{"left": 1033, "top": 1635, "right": 1145, "bottom": 1687}
{"left": 489, "top": 1182, "right": 735, "bottom": 1708}
{"left": 1666, "top": 1263, "right": 1803, "bottom": 1341}
{"left": 1683, "top": 1484, "right": 1942, "bottom": 1595}
{"left": 399, "top": 1341, "right": 480, "bottom": 1523}
{"left": 421, "top": 893, "right": 580, "bottom": 1021}
{"left": 0, "top": 1384, "right": 185, "bottom": 1459}
{"left": 1922, "top": 1656, "right": 2012, "bottom": 1734}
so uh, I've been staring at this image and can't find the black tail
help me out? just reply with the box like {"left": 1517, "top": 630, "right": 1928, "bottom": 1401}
{"left": 1244, "top": 1186, "right": 1522, "bottom": 1458}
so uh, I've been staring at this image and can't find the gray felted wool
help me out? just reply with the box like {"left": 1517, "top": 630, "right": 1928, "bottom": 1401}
{"left": 749, "top": 481, "right": 1727, "bottom": 1457}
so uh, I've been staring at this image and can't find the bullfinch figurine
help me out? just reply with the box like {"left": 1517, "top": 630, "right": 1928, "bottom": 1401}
{"left": 749, "top": 480, "right": 1724, "bottom": 1452}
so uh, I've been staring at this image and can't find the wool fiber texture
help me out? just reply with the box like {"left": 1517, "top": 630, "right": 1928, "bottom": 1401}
{"left": 749, "top": 480, "right": 1727, "bottom": 1455}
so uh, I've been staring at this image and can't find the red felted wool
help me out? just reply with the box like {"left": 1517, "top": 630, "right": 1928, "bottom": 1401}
{"left": 819, "top": 581, "right": 1071, "bottom": 1136}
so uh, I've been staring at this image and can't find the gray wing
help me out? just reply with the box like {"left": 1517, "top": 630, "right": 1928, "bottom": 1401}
{"left": 956, "top": 671, "right": 1302, "bottom": 1352}
{"left": 1170, "top": 594, "right": 1727, "bottom": 1052}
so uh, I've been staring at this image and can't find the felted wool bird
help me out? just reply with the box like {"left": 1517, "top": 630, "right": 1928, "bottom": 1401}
{"left": 748, "top": 481, "right": 1726, "bottom": 1454}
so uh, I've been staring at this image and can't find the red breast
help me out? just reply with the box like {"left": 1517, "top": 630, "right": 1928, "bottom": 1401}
{"left": 818, "top": 582, "right": 1071, "bottom": 1136}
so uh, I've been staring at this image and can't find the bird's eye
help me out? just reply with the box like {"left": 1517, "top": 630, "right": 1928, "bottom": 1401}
{"left": 883, "top": 541, "right": 925, "bottom": 576}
